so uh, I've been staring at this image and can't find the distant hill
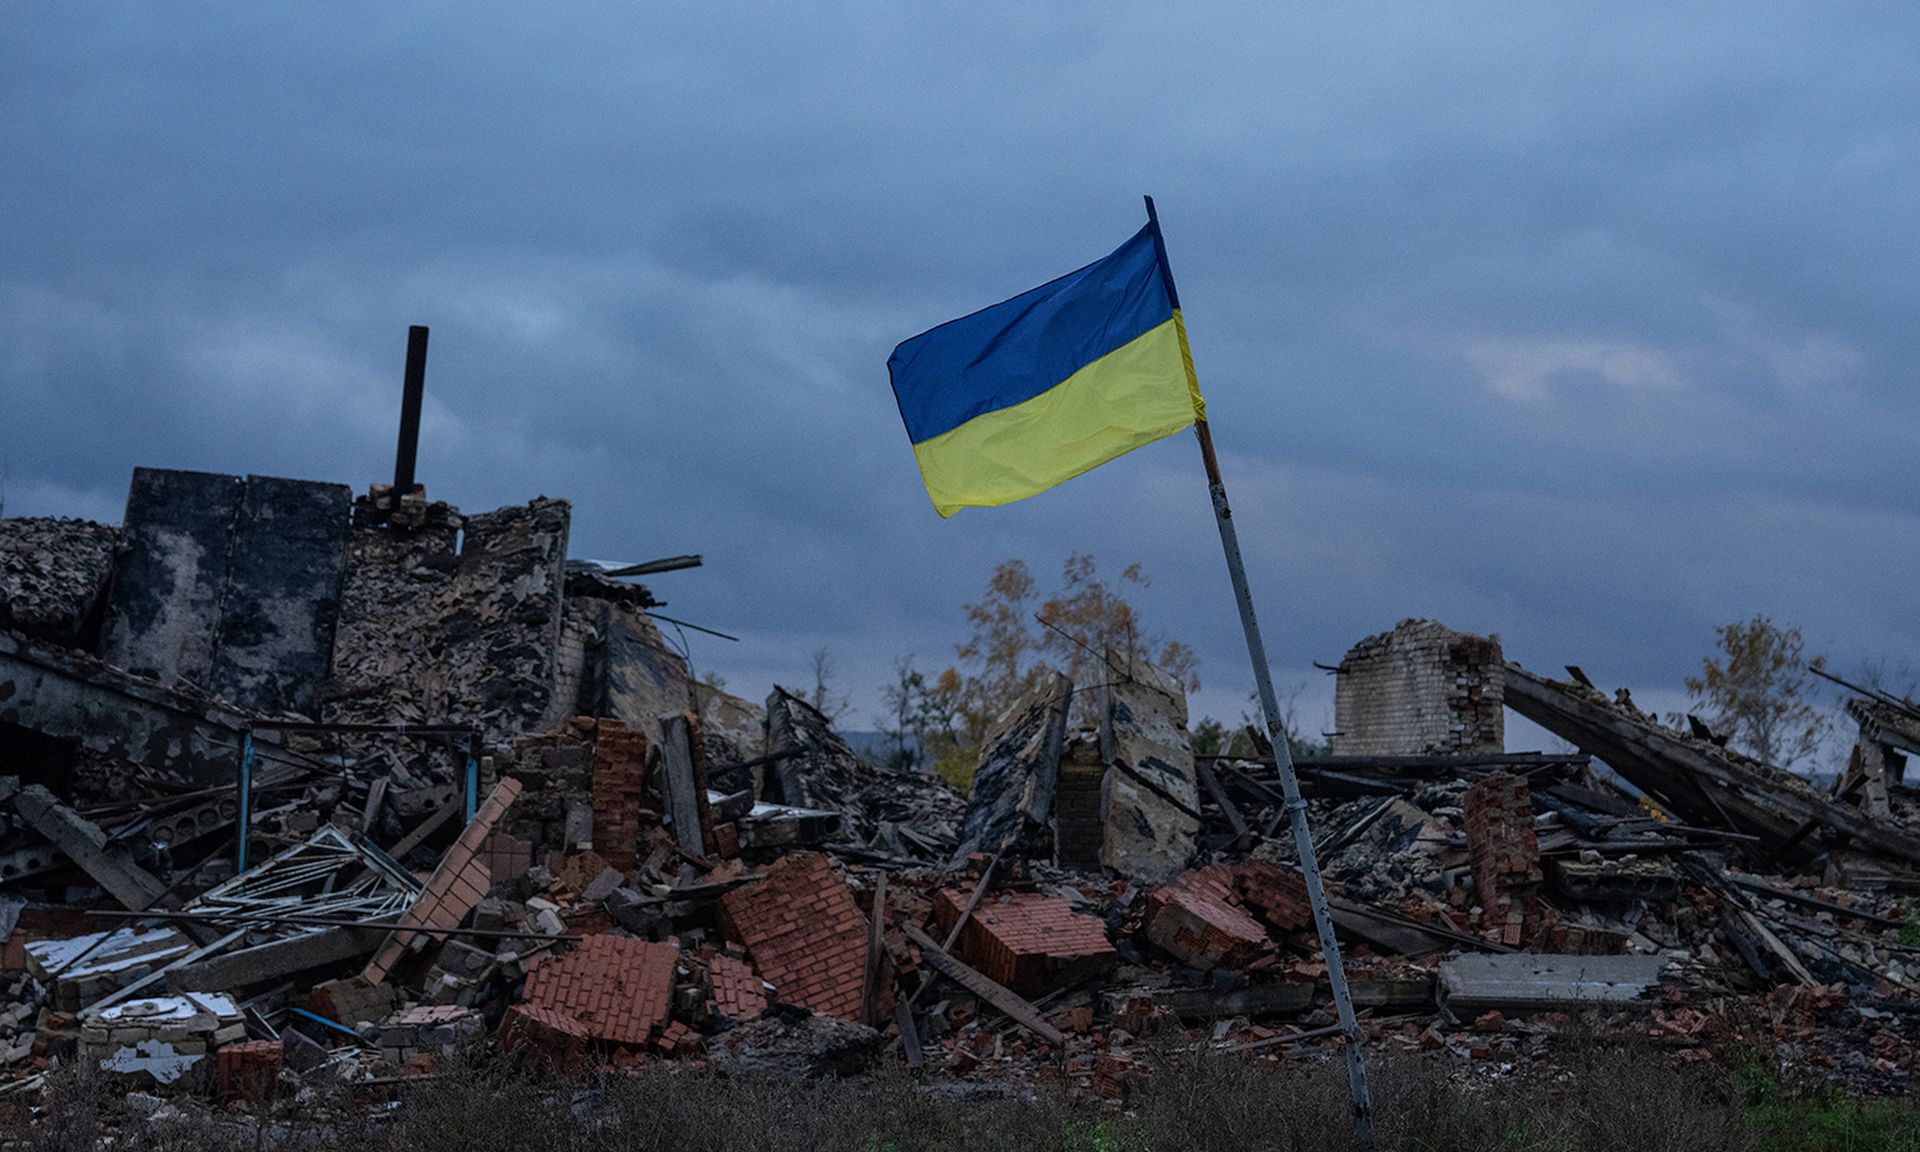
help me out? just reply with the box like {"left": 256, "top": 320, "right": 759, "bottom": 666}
{"left": 837, "top": 729, "right": 923, "bottom": 770}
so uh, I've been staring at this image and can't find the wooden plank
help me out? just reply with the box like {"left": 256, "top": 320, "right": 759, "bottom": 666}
{"left": 360, "top": 776, "right": 389, "bottom": 838}
{"left": 1330, "top": 896, "right": 1515, "bottom": 954}
{"left": 895, "top": 997, "right": 923, "bottom": 1068}
{"left": 863, "top": 872, "right": 887, "bottom": 1026}
{"left": 1721, "top": 873, "right": 1903, "bottom": 927}
{"left": 903, "top": 923, "right": 1063, "bottom": 1045}
{"left": 1737, "top": 908, "right": 1817, "bottom": 987}
{"left": 1504, "top": 663, "right": 1920, "bottom": 866}
{"left": 1196, "top": 760, "right": 1249, "bottom": 841}
{"left": 1857, "top": 740, "right": 1895, "bottom": 821}
{"left": 659, "top": 713, "right": 709, "bottom": 858}
{"left": 384, "top": 795, "right": 461, "bottom": 861}
{"left": 1120, "top": 981, "right": 1316, "bottom": 1021}
{"left": 905, "top": 853, "right": 1000, "bottom": 1010}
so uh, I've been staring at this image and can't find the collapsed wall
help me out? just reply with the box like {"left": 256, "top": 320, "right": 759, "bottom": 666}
{"left": 559, "top": 567, "right": 762, "bottom": 764}
{"left": 1331, "top": 619, "right": 1504, "bottom": 756}
{"left": 322, "top": 495, "right": 569, "bottom": 747}
{"left": 0, "top": 518, "right": 118, "bottom": 648}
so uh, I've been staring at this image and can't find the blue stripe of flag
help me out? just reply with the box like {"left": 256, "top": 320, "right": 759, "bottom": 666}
{"left": 887, "top": 224, "right": 1172, "bottom": 444}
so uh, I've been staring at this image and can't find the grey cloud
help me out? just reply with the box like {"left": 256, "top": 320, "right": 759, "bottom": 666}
{"left": 4, "top": 1, "right": 1917, "bottom": 736}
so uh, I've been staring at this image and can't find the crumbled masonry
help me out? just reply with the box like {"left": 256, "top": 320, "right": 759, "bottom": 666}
{"left": 0, "top": 469, "right": 1916, "bottom": 1113}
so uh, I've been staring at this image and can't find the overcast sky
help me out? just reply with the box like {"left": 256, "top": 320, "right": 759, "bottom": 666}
{"left": 4, "top": 4, "right": 1916, "bottom": 746}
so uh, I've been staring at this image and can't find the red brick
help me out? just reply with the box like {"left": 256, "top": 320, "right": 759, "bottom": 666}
{"left": 1463, "top": 773, "right": 1542, "bottom": 946}
{"left": 216, "top": 1039, "right": 282, "bottom": 1105}
{"left": 520, "top": 934, "right": 677, "bottom": 1046}
{"left": 717, "top": 852, "right": 869, "bottom": 1020}
{"left": 931, "top": 889, "right": 1115, "bottom": 996}
{"left": 707, "top": 954, "right": 769, "bottom": 1022}
{"left": 498, "top": 1003, "right": 590, "bottom": 1072}
{"left": 488, "top": 832, "right": 534, "bottom": 884}
{"left": 1142, "top": 867, "right": 1273, "bottom": 971}
{"left": 364, "top": 778, "right": 522, "bottom": 984}
{"left": 1233, "top": 860, "right": 1313, "bottom": 933}
{"left": 591, "top": 720, "right": 649, "bottom": 863}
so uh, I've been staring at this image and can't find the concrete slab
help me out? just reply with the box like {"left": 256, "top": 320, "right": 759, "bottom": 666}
{"left": 1436, "top": 952, "right": 1673, "bottom": 1014}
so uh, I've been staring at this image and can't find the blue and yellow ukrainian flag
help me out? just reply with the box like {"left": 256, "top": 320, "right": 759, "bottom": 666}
{"left": 887, "top": 221, "right": 1206, "bottom": 517}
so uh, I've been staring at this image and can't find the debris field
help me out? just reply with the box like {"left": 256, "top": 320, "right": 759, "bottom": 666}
{"left": 0, "top": 467, "right": 1916, "bottom": 1118}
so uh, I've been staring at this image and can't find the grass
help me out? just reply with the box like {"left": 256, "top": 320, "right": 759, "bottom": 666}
{"left": 4, "top": 1037, "right": 1916, "bottom": 1151}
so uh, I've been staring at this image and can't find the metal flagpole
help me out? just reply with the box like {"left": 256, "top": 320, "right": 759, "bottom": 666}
{"left": 1144, "top": 195, "right": 1376, "bottom": 1148}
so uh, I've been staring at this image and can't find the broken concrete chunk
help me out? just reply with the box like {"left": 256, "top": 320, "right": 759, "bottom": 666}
{"left": 12, "top": 782, "right": 167, "bottom": 911}
{"left": 1436, "top": 952, "right": 1673, "bottom": 1014}
{"left": 1099, "top": 658, "right": 1200, "bottom": 882}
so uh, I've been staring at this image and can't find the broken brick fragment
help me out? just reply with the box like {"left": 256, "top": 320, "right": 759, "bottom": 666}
{"left": 1463, "top": 773, "right": 1542, "bottom": 947}
{"left": 1233, "top": 859, "right": 1313, "bottom": 933}
{"left": 1141, "top": 866, "right": 1273, "bottom": 971}
{"left": 931, "top": 889, "right": 1116, "bottom": 997}
{"left": 707, "top": 954, "right": 769, "bottom": 1023}
{"left": 216, "top": 1039, "right": 282, "bottom": 1105}
{"left": 520, "top": 934, "right": 678, "bottom": 1047}
{"left": 717, "top": 852, "right": 869, "bottom": 1021}
{"left": 498, "top": 1003, "right": 590, "bottom": 1073}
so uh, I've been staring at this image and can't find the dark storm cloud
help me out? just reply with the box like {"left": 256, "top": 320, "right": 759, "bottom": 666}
{"left": 4, "top": 2, "right": 1917, "bottom": 734}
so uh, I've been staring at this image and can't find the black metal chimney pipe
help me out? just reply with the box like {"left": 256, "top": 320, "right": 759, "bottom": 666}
{"left": 393, "top": 325, "right": 429, "bottom": 493}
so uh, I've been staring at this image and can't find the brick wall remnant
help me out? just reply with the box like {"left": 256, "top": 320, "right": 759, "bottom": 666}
{"left": 1463, "top": 772, "right": 1542, "bottom": 946}
{"left": 498, "top": 1003, "right": 590, "bottom": 1071}
{"left": 0, "top": 517, "right": 119, "bottom": 647}
{"left": 707, "top": 954, "right": 770, "bottom": 1023}
{"left": 590, "top": 718, "right": 649, "bottom": 864}
{"left": 519, "top": 934, "right": 678, "bottom": 1046}
{"left": 1052, "top": 733, "right": 1106, "bottom": 869}
{"left": 1331, "top": 620, "right": 1504, "bottom": 756}
{"left": 931, "top": 889, "right": 1116, "bottom": 996}
{"left": 363, "top": 778, "right": 521, "bottom": 984}
{"left": 717, "top": 851, "right": 869, "bottom": 1020}
{"left": 1232, "top": 858, "right": 1313, "bottom": 933}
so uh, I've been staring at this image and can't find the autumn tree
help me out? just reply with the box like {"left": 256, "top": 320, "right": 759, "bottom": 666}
{"left": 875, "top": 656, "right": 963, "bottom": 773}
{"left": 1684, "top": 615, "right": 1827, "bottom": 770}
{"left": 805, "top": 647, "right": 851, "bottom": 723}
{"left": 901, "top": 553, "right": 1198, "bottom": 790}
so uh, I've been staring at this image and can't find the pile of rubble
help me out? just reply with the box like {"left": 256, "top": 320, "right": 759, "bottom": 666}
{"left": 2, "top": 473, "right": 1917, "bottom": 1115}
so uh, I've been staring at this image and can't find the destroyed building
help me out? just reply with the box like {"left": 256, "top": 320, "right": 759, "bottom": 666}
{"left": 1332, "top": 619, "right": 1504, "bottom": 756}
{"left": 2, "top": 453, "right": 1917, "bottom": 1116}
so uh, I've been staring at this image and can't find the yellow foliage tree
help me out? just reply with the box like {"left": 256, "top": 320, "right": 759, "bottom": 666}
{"left": 1684, "top": 615, "right": 1827, "bottom": 770}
